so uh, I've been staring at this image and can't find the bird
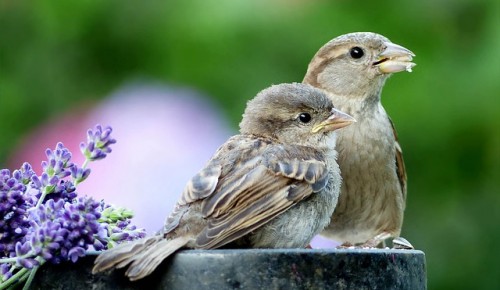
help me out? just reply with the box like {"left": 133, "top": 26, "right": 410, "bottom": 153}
{"left": 303, "top": 32, "right": 415, "bottom": 247}
{"left": 92, "top": 83, "right": 355, "bottom": 280}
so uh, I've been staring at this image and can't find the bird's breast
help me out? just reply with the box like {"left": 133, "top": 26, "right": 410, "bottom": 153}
{"left": 326, "top": 101, "right": 404, "bottom": 243}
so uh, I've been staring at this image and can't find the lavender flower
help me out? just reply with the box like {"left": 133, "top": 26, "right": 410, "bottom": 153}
{"left": 0, "top": 124, "right": 144, "bottom": 289}
{"left": 0, "top": 169, "right": 32, "bottom": 254}
{"left": 80, "top": 125, "right": 116, "bottom": 162}
{"left": 28, "top": 142, "right": 83, "bottom": 207}
{"left": 31, "top": 173, "right": 59, "bottom": 195}
{"left": 41, "top": 142, "right": 73, "bottom": 179}
{"left": 97, "top": 206, "right": 146, "bottom": 248}
{"left": 16, "top": 163, "right": 37, "bottom": 185}
{"left": 16, "top": 197, "right": 104, "bottom": 265}
{"left": 71, "top": 166, "right": 91, "bottom": 184}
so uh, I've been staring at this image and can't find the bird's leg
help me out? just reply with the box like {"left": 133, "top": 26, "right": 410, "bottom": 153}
{"left": 360, "top": 232, "right": 392, "bottom": 248}
{"left": 336, "top": 232, "right": 413, "bottom": 249}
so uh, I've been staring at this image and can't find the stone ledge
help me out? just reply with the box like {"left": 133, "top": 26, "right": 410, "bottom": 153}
{"left": 30, "top": 248, "right": 426, "bottom": 290}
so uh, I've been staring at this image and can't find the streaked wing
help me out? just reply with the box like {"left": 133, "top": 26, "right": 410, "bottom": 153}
{"left": 194, "top": 136, "right": 328, "bottom": 249}
{"left": 179, "top": 163, "right": 222, "bottom": 206}
{"left": 388, "top": 117, "right": 407, "bottom": 203}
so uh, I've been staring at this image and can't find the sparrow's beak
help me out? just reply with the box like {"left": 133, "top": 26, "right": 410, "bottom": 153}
{"left": 373, "top": 42, "right": 416, "bottom": 73}
{"left": 312, "top": 108, "right": 356, "bottom": 133}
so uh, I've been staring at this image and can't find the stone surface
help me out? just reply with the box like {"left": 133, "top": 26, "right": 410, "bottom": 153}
{"left": 31, "top": 249, "right": 426, "bottom": 290}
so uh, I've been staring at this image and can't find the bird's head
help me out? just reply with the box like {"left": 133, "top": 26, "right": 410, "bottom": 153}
{"left": 240, "top": 83, "right": 355, "bottom": 148}
{"left": 303, "top": 32, "right": 415, "bottom": 100}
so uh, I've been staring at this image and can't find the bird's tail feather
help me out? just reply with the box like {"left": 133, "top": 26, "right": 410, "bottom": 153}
{"left": 125, "top": 236, "right": 190, "bottom": 280}
{"left": 92, "top": 235, "right": 190, "bottom": 280}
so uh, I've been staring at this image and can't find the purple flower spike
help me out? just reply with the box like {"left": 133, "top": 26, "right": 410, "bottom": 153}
{"left": 15, "top": 241, "right": 31, "bottom": 256}
{"left": 12, "top": 170, "right": 22, "bottom": 181}
{"left": 1, "top": 263, "right": 11, "bottom": 276}
{"left": 1, "top": 123, "right": 146, "bottom": 290}
{"left": 12, "top": 162, "right": 37, "bottom": 187}
{"left": 0, "top": 169, "right": 11, "bottom": 183}
{"left": 93, "top": 239, "right": 105, "bottom": 251}
{"left": 67, "top": 247, "right": 85, "bottom": 263}
{"left": 1, "top": 169, "right": 33, "bottom": 255}
{"left": 80, "top": 125, "right": 116, "bottom": 162}
{"left": 110, "top": 232, "right": 129, "bottom": 241}
{"left": 41, "top": 143, "right": 74, "bottom": 180}
{"left": 40, "top": 173, "right": 49, "bottom": 187}
{"left": 71, "top": 166, "right": 91, "bottom": 183}
{"left": 30, "top": 175, "right": 42, "bottom": 190}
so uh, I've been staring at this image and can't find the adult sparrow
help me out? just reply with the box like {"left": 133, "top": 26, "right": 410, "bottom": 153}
{"left": 303, "top": 32, "right": 415, "bottom": 247}
{"left": 92, "top": 83, "right": 355, "bottom": 280}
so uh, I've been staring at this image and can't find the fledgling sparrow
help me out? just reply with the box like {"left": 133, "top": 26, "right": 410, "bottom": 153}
{"left": 303, "top": 32, "right": 415, "bottom": 247}
{"left": 92, "top": 83, "right": 355, "bottom": 280}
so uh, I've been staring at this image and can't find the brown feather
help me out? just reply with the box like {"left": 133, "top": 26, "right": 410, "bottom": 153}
{"left": 92, "top": 235, "right": 160, "bottom": 273}
{"left": 389, "top": 117, "right": 407, "bottom": 203}
{"left": 125, "top": 236, "right": 190, "bottom": 281}
{"left": 193, "top": 138, "right": 328, "bottom": 249}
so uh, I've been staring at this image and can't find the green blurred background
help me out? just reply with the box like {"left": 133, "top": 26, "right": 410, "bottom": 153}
{"left": 1, "top": 0, "right": 499, "bottom": 289}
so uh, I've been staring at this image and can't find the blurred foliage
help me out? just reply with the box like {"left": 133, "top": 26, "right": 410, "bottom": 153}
{"left": 1, "top": 0, "right": 499, "bottom": 289}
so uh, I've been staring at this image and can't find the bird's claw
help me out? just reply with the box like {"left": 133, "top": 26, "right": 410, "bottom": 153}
{"left": 392, "top": 237, "right": 414, "bottom": 250}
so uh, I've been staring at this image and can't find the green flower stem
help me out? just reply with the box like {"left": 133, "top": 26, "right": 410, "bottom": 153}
{"left": 22, "top": 258, "right": 43, "bottom": 290}
{"left": 0, "top": 257, "right": 17, "bottom": 264}
{"left": 81, "top": 159, "right": 90, "bottom": 170}
{"left": 0, "top": 267, "right": 29, "bottom": 290}
{"left": 35, "top": 190, "right": 49, "bottom": 208}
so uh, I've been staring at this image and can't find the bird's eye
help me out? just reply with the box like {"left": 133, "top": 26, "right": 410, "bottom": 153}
{"left": 298, "top": 113, "right": 312, "bottom": 123}
{"left": 349, "top": 46, "right": 364, "bottom": 59}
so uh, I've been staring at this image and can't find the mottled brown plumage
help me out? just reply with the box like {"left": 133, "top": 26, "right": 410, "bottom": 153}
{"left": 92, "top": 83, "right": 355, "bottom": 280}
{"left": 303, "top": 32, "right": 415, "bottom": 247}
